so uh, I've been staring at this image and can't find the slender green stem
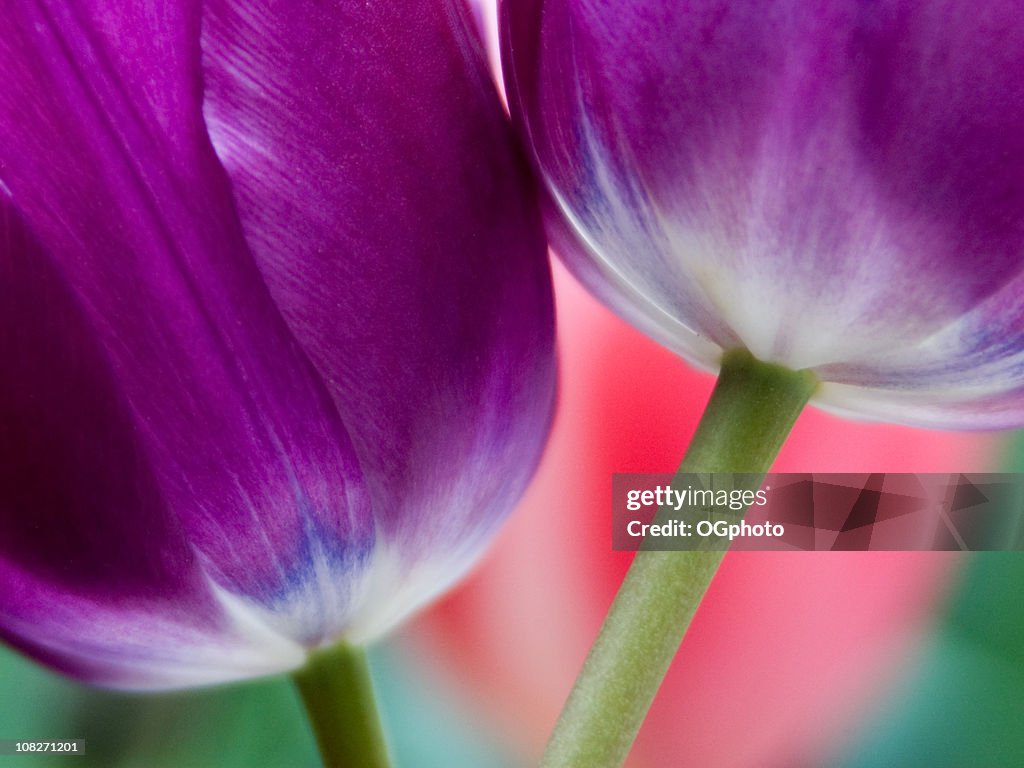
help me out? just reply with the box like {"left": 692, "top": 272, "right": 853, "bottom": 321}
{"left": 292, "top": 644, "right": 391, "bottom": 768}
{"left": 540, "top": 349, "right": 819, "bottom": 768}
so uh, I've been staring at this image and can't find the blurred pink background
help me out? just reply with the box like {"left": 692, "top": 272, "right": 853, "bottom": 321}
{"left": 407, "top": 264, "right": 997, "bottom": 767}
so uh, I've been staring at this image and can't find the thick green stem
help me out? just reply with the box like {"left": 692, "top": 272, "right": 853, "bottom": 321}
{"left": 540, "top": 349, "right": 819, "bottom": 768}
{"left": 292, "top": 644, "right": 391, "bottom": 768}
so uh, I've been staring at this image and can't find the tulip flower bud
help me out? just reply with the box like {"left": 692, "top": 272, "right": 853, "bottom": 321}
{"left": 0, "top": 0, "right": 554, "bottom": 690}
{"left": 502, "top": 0, "right": 1024, "bottom": 428}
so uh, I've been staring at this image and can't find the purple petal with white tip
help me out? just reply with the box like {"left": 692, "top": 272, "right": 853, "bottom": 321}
{"left": 503, "top": 0, "right": 1024, "bottom": 428}
{"left": 203, "top": 0, "right": 555, "bottom": 639}
{"left": 0, "top": 198, "right": 317, "bottom": 689}
{"left": 0, "top": 0, "right": 554, "bottom": 687}
{"left": 1, "top": 0, "right": 370, "bottom": 685}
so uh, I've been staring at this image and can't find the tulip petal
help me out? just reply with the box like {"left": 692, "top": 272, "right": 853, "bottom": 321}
{"left": 818, "top": 269, "right": 1024, "bottom": 429}
{"left": 0, "top": 0, "right": 374, "bottom": 676}
{"left": 202, "top": 0, "right": 556, "bottom": 638}
{"left": 0, "top": 204, "right": 311, "bottom": 688}
{"left": 504, "top": 0, "right": 1024, "bottom": 427}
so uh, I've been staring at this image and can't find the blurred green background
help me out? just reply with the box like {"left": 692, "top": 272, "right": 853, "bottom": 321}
{"left": 831, "top": 435, "right": 1024, "bottom": 768}
{"left": 0, "top": 639, "right": 519, "bottom": 767}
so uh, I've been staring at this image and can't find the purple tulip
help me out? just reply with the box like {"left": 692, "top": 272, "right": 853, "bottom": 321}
{"left": 0, "top": 0, "right": 554, "bottom": 690}
{"left": 502, "top": 0, "right": 1024, "bottom": 429}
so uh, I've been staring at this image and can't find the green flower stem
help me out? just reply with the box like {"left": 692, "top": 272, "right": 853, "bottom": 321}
{"left": 540, "top": 349, "right": 819, "bottom": 768}
{"left": 292, "top": 644, "right": 391, "bottom": 768}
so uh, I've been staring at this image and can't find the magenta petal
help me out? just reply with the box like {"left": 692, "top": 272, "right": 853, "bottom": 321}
{"left": 0, "top": 205, "right": 309, "bottom": 688}
{"left": 1, "top": 0, "right": 554, "bottom": 686}
{"left": 503, "top": 0, "right": 1024, "bottom": 428}
{"left": 0, "top": 0, "right": 374, "bottom": 671}
{"left": 203, "top": 0, "right": 555, "bottom": 636}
